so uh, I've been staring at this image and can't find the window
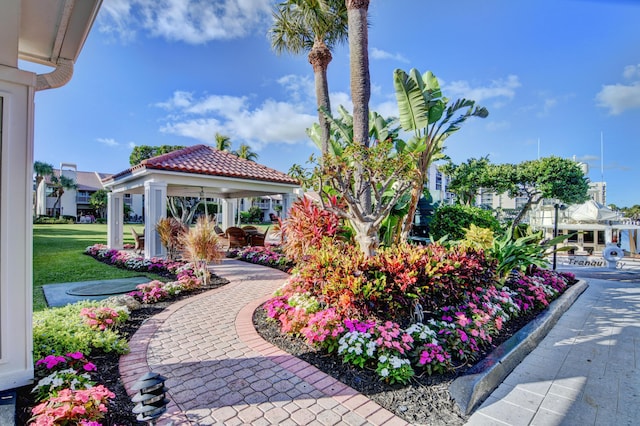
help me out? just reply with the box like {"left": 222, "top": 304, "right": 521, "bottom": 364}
{"left": 583, "top": 231, "right": 594, "bottom": 244}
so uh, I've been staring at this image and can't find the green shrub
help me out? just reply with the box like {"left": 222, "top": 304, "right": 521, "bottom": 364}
{"left": 34, "top": 216, "right": 75, "bottom": 225}
{"left": 33, "top": 301, "right": 129, "bottom": 361}
{"left": 430, "top": 205, "right": 500, "bottom": 241}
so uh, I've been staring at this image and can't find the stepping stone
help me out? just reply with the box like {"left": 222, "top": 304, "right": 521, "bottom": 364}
{"left": 43, "top": 277, "right": 150, "bottom": 307}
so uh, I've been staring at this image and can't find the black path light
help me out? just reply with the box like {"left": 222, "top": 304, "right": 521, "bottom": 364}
{"left": 131, "top": 372, "right": 169, "bottom": 425}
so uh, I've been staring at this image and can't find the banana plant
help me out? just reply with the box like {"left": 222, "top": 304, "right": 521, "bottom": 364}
{"left": 393, "top": 68, "right": 489, "bottom": 242}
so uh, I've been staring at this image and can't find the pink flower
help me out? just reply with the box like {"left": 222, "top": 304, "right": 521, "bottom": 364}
{"left": 83, "top": 362, "right": 97, "bottom": 372}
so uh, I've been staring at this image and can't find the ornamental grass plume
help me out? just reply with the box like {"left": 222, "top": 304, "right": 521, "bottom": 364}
{"left": 156, "top": 217, "right": 187, "bottom": 261}
{"left": 179, "top": 216, "right": 224, "bottom": 285}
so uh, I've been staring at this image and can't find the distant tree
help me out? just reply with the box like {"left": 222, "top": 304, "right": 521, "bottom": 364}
{"left": 233, "top": 144, "right": 259, "bottom": 161}
{"left": 440, "top": 156, "right": 492, "bottom": 206}
{"left": 621, "top": 205, "right": 640, "bottom": 220}
{"left": 33, "top": 161, "right": 54, "bottom": 218}
{"left": 89, "top": 189, "right": 109, "bottom": 218}
{"left": 214, "top": 133, "right": 232, "bottom": 151}
{"left": 50, "top": 175, "right": 77, "bottom": 217}
{"left": 269, "top": 0, "right": 348, "bottom": 156}
{"left": 129, "top": 145, "right": 185, "bottom": 166}
{"left": 488, "top": 156, "right": 589, "bottom": 229}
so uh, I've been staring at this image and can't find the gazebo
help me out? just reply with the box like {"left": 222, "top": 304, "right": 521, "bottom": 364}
{"left": 102, "top": 145, "right": 301, "bottom": 258}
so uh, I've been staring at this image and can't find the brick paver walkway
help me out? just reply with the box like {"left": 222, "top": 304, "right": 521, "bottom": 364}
{"left": 120, "top": 259, "right": 406, "bottom": 425}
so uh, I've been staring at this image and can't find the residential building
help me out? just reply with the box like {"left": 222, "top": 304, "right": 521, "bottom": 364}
{"left": 36, "top": 163, "right": 143, "bottom": 221}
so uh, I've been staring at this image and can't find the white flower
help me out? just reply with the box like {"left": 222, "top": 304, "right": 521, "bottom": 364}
{"left": 379, "top": 355, "right": 388, "bottom": 363}
{"left": 379, "top": 368, "right": 389, "bottom": 377}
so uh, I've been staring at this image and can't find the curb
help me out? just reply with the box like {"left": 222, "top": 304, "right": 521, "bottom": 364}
{"left": 448, "top": 279, "right": 588, "bottom": 416}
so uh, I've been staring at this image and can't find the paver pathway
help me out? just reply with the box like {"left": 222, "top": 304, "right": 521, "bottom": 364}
{"left": 120, "top": 259, "right": 406, "bottom": 425}
{"left": 466, "top": 272, "right": 640, "bottom": 426}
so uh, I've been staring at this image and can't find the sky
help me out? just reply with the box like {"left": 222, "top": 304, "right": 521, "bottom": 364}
{"left": 25, "top": 0, "right": 640, "bottom": 207}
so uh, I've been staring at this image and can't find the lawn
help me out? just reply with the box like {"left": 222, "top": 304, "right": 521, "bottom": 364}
{"left": 33, "top": 224, "right": 163, "bottom": 311}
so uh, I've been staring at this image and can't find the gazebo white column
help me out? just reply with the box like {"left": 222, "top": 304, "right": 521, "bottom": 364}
{"left": 144, "top": 181, "right": 167, "bottom": 258}
{"left": 220, "top": 198, "right": 235, "bottom": 230}
{"left": 0, "top": 65, "right": 35, "bottom": 390}
{"left": 106, "top": 192, "right": 124, "bottom": 250}
{"left": 282, "top": 193, "right": 295, "bottom": 219}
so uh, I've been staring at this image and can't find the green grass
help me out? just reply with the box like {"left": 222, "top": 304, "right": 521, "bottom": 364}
{"left": 33, "top": 224, "right": 163, "bottom": 311}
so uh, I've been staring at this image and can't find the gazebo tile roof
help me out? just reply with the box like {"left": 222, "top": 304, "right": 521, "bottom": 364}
{"left": 107, "top": 145, "right": 299, "bottom": 185}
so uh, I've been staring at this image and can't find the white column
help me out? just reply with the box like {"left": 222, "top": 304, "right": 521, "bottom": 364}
{"left": 144, "top": 181, "right": 167, "bottom": 258}
{"left": 282, "top": 193, "right": 294, "bottom": 219}
{"left": 106, "top": 192, "right": 124, "bottom": 249}
{"left": 0, "top": 65, "right": 35, "bottom": 389}
{"left": 220, "top": 198, "right": 234, "bottom": 230}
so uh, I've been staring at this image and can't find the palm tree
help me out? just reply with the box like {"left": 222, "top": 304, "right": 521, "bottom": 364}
{"left": 214, "top": 132, "right": 232, "bottom": 151}
{"left": 33, "top": 161, "right": 53, "bottom": 218}
{"left": 50, "top": 174, "right": 77, "bottom": 217}
{"left": 269, "top": 0, "right": 348, "bottom": 156}
{"left": 346, "top": 0, "right": 371, "bottom": 213}
{"left": 233, "top": 144, "right": 259, "bottom": 162}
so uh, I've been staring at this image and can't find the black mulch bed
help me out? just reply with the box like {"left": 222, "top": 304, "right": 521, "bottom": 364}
{"left": 16, "top": 272, "right": 573, "bottom": 426}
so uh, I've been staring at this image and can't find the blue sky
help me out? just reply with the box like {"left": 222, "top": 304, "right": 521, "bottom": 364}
{"left": 26, "top": 0, "right": 640, "bottom": 206}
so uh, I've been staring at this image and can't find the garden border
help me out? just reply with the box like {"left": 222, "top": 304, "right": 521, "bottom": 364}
{"left": 448, "top": 279, "right": 588, "bottom": 415}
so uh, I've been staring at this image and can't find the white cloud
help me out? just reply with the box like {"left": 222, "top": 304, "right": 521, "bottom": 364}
{"left": 98, "top": 0, "right": 272, "bottom": 44}
{"left": 596, "top": 82, "right": 640, "bottom": 115}
{"left": 445, "top": 75, "right": 521, "bottom": 105}
{"left": 370, "top": 47, "right": 409, "bottom": 63}
{"left": 486, "top": 121, "right": 510, "bottom": 132}
{"left": 623, "top": 64, "right": 640, "bottom": 80}
{"left": 155, "top": 91, "right": 194, "bottom": 109}
{"left": 128, "top": 142, "right": 137, "bottom": 149}
{"left": 97, "top": 138, "right": 119, "bottom": 147}
{"left": 157, "top": 89, "right": 316, "bottom": 149}
{"left": 277, "top": 75, "right": 315, "bottom": 104}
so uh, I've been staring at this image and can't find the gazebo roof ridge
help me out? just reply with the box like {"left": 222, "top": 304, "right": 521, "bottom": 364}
{"left": 104, "top": 144, "right": 300, "bottom": 185}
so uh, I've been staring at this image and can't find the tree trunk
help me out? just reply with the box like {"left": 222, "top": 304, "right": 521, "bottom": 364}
{"left": 351, "top": 217, "right": 378, "bottom": 257}
{"left": 510, "top": 197, "right": 535, "bottom": 232}
{"left": 346, "top": 0, "right": 371, "bottom": 214}
{"left": 309, "top": 41, "right": 333, "bottom": 156}
{"left": 400, "top": 173, "right": 424, "bottom": 242}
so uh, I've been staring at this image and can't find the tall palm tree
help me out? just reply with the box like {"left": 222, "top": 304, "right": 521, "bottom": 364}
{"left": 50, "top": 174, "right": 77, "bottom": 217}
{"left": 346, "top": 0, "right": 371, "bottom": 213}
{"left": 33, "top": 161, "right": 53, "bottom": 218}
{"left": 233, "top": 144, "right": 259, "bottom": 162}
{"left": 214, "top": 132, "right": 232, "bottom": 151}
{"left": 269, "top": 0, "right": 348, "bottom": 156}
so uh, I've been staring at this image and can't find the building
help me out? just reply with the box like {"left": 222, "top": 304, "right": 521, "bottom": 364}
{"left": 36, "top": 163, "right": 143, "bottom": 221}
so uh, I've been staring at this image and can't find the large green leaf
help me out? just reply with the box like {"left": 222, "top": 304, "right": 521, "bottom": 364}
{"left": 393, "top": 68, "right": 429, "bottom": 132}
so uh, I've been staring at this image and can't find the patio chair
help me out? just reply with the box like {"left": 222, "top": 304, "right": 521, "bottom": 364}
{"left": 249, "top": 226, "right": 269, "bottom": 247}
{"left": 225, "top": 226, "right": 248, "bottom": 249}
{"left": 130, "top": 227, "right": 145, "bottom": 254}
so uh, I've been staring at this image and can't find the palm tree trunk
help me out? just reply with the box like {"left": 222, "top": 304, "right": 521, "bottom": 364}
{"left": 309, "top": 41, "right": 333, "bottom": 156}
{"left": 347, "top": 0, "right": 371, "bottom": 214}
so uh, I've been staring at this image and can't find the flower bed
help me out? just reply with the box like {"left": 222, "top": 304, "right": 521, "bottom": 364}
{"left": 227, "top": 245, "right": 294, "bottom": 272}
{"left": 84, "top": 244, "right": 186, "bottom": 278}
{"left": 260, "top": 242, "right": 576, "bottom": 385}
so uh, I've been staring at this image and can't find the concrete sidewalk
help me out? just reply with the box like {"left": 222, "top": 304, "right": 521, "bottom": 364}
{"left": 466, "top": 268, "right": 640, "bottom": 425}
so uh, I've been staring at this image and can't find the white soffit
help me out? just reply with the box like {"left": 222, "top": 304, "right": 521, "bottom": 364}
{"left": 18, "top": 0, "right": 102, "bottom": 66}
